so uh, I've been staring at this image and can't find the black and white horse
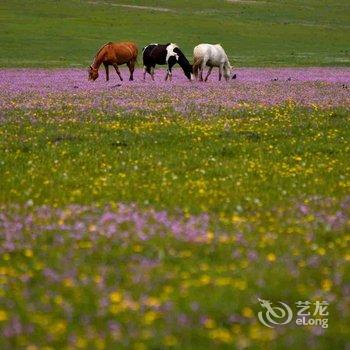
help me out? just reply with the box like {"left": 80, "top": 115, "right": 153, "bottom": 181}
{"left": 142, "top": 43, "right": 193, "bottom": 81}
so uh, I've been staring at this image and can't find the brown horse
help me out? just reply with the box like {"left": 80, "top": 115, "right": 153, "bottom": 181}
{"left": 88, "top": 42, "right": 138, "bottom": 82}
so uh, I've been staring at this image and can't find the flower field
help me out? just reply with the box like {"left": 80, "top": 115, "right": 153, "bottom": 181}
{"left": 1, "top": 68, "right": 350, "bottom": 349}
{"left": 1, "top": 68, "right": 349, "bottom": 114}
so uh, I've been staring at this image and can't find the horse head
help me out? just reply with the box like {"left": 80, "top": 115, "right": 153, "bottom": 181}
{"left": 224, "top": 62, "right": 234, "bottom": 82}
{"left": 88, "top": 65, "right": 99, "bottom": 81}
{"left": 177, "top": 59, "right": 194, "bottom": 81}
{"left": 170, "top": 47, "right": 193, "bottom": 81}
{"left": 186, "top": 64, "right": 194, "bottom": 81}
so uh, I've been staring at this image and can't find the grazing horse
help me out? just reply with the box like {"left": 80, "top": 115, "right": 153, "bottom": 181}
{"left": 142, "top": 43, "right": 193, "bottom": 81}
{"left": 88, "top": 42, "right": 138, "bottom": 82}
{"left": 193, "top": 44, "right": 236, "bottom": 82}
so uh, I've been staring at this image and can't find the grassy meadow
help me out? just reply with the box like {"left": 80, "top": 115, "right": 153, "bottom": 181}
{"left": 2, "top": 105, "right": 350, "bottom": 211}
{"left": 0, "top": 0, "right": 349, "bottom": 67}
{"left": 1, "top": 0, "right": 350, "bottom": 349}
{"left": 1, "top": 94, "right": 350, "bottom": 348}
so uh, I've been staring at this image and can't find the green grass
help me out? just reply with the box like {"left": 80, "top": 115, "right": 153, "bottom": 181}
{"left": 2, "top": 106, "right": 350, "bottom": 212}
{"left": 1, "top": 1, "right": 350, "bottom": 347}
{"left": 0, "top": 106, "right": 349, "bottom": 349}
{"left": 1, "top": 0, "right": 349, "bottom": 67}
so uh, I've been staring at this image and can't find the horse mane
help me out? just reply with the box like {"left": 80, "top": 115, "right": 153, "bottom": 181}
{"left": 173, "top": 47, "right": 191, "bottom": 69}
{"left": 95, "top": 42, "right": 113, "bottom": 58}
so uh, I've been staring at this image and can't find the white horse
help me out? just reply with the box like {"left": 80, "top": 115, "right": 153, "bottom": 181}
{"left": 193, "top": 44, "right": 236, "bottom": 82}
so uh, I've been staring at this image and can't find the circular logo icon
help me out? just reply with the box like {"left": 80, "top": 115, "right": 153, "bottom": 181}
{"left": 257, "top": 298, "right": 293, "bottom": 328}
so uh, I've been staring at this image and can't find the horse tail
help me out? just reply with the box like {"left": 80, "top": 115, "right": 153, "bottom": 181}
{"left": 130, "top": 43, "right": 138, "bottom": 64}
{"left": 192, "top": 56, "right": 202, "bottom": 77}
{"left": 134, "top": 46, "right": 139, "bottom": 65}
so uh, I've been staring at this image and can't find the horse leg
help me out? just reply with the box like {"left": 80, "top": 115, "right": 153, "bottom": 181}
{"left": 127, "top": 61, "right": 135, "bottom": 81}
{"left": 199, "top": 60, "right": 206, "bottom": 82}
{"left": 144, "top": 66, "right": 152, "bottom": 80}
{"left": 150, "top": 66, "right": 155, "bottom": 81}
{"left": 193, "top": 57, "right": 201, "bottom": 80}
{"left": 165, "top": 63, "right": 169, "bottom": 81}
{"left": 113, "top": 64, "right": 123, "bottom": 81}
{"left": 165, "top": 68, "right": 173, "bottom": 82}
{"left": 219, "top": 64, "right": 223, "bottom": 81}
{"left": 165, "top": 57, "right": 176, "bottom": 82}
{"left": 104, "top": 63, "right": 109, "bottom": 81}
{"left": 204, "top": 67, "right": 213, "bottom": 82}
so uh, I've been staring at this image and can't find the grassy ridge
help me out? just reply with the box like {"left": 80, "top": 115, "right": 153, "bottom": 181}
{"left": 1, "top": 0, "right": 349, "bottom": 67}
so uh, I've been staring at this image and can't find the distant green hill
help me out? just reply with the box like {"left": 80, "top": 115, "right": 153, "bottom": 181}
{"left": 1, "top": 0, "right": 349, "bottom": 67}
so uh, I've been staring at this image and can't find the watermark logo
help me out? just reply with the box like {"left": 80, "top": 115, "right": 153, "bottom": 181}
{"left": 257, "top": 298, "right": 293, "bottom": 328}
{"left": 257, "top": 299, "right": 329, "bottom": 329}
